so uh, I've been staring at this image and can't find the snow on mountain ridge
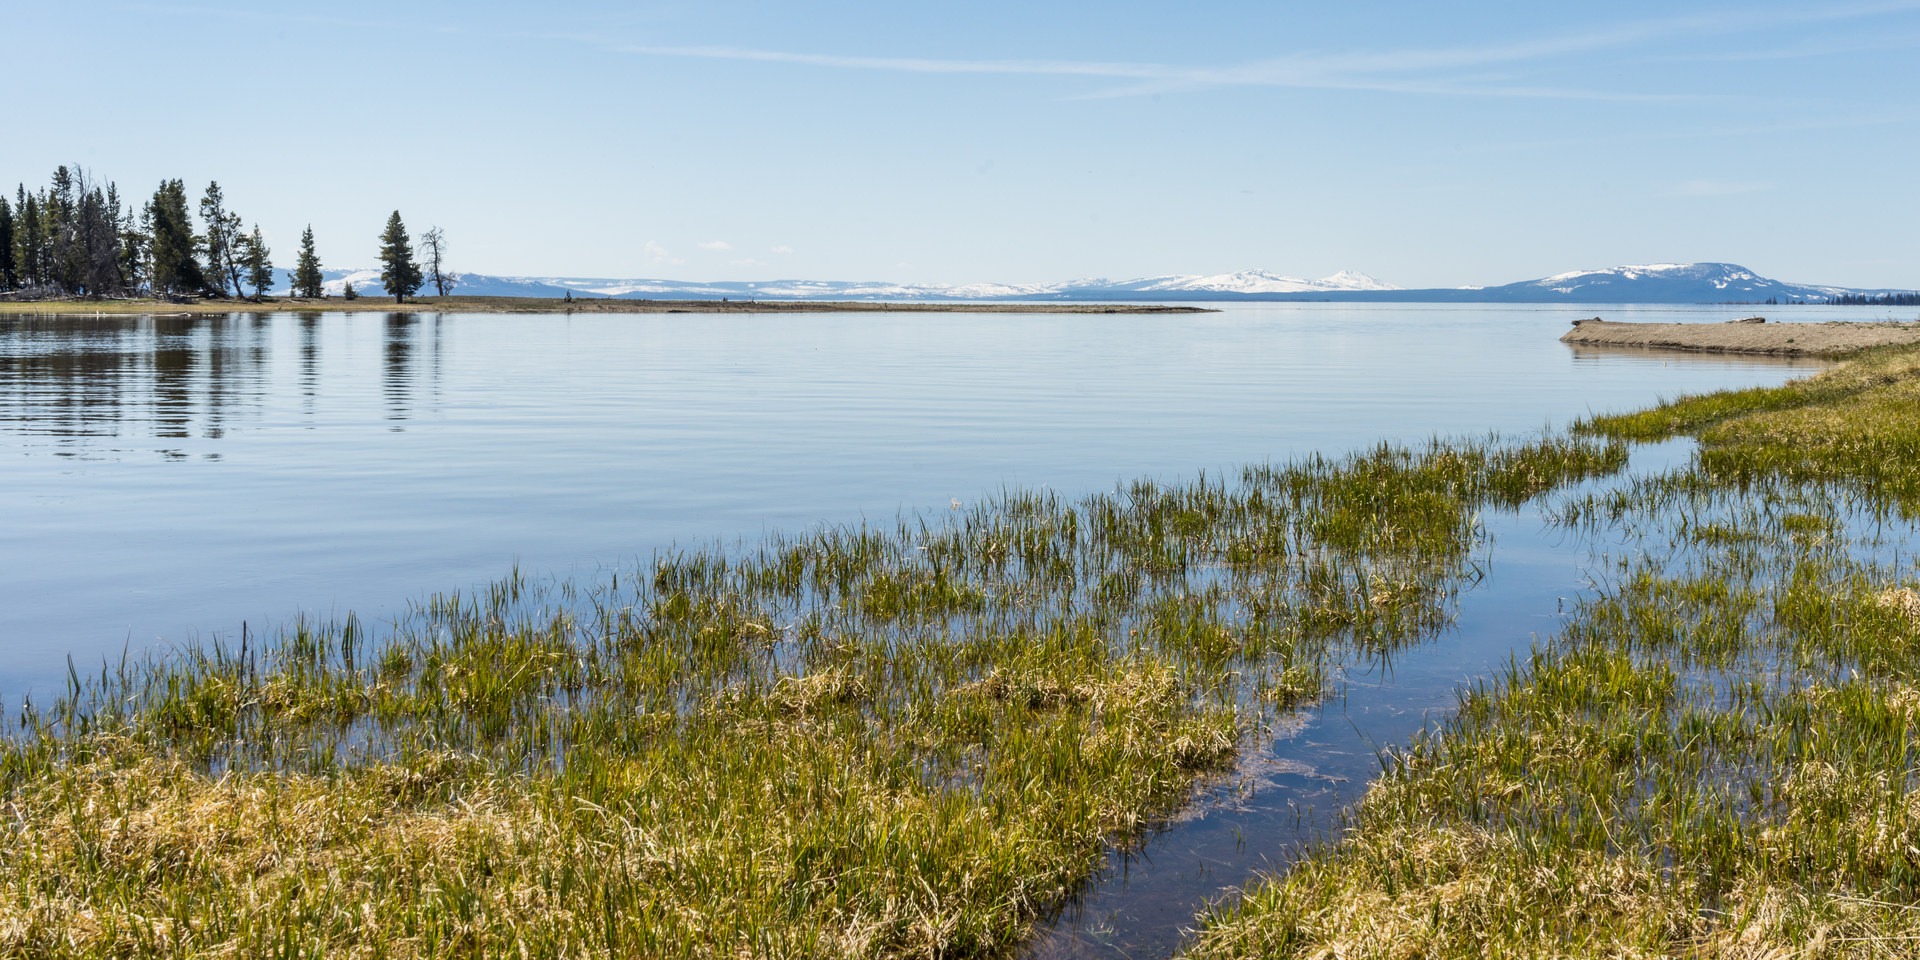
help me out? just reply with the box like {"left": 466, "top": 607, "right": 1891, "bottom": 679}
{"left": 300, "top": 262, "right": 1902, "bottom": 303}
{"left": 390, "top": 269, "right": 1401, "bottom": 299}
{"left": 1088, "top": 269, "right": 1398, "bottom": 294}
{"left": 1539, "top": 262, "right": 1753, "bottom": 285}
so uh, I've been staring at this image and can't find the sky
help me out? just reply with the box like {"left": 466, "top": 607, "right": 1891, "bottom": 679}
{"left": 12, "top": 1, "right": 1920, "bottom": 288}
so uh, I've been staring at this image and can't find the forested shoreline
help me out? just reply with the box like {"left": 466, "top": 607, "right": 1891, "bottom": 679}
{"left": 0, "top": 166, "right": 442, "bottom": 303}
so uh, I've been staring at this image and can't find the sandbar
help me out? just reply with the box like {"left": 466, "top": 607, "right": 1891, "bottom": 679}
{"left": 1559, "top": 317, "right": 1920, "bottom": 357}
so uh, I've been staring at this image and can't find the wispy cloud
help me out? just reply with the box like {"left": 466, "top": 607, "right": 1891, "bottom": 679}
{"left": 587, "top": 2, "right": 1920, "bottom": 102}
{"left": 1652, "top": 30, "right": 1920, "bottom": 63}
{"left": 1662, "top": 179, "right": 1776, "bottom": 197}
{"left": 642, "top": 240, "right": 684, "bottom": 266}
{"left": 770, "top": 245, "right": 794, "bottom": 255}
{"left": 610, "top": 42, "right": 1679, "bottom": 102}
{"left": 1469, "top": 114, "right": 1900, "bottom": 153}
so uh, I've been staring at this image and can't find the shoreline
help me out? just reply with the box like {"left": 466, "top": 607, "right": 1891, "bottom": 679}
{"left": 0, "top": 296, "right": 1215, "bottom": 316}
{"left": 1559, "top": 316, "right": 1920, "bottom": 356}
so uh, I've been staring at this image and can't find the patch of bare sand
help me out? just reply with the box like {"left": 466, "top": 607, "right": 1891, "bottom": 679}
{"left": 1559, "top": 318, "right": 1920, "bottom": 357}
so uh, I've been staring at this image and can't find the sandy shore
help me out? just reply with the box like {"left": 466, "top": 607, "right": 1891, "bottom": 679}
{"left": 0, "top": 296, "right": 1213, "bottom": 317}
{"left": 1559, "top": 317, "right": 1920, "bottom": 357}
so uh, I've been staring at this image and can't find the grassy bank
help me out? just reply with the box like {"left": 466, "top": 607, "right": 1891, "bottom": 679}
{"left": 0, "top": 437, "right": 1620, "bottom": 956}
{"left": 0, "top": 297, "right": 1214, "bottom": 316}
{"left": 1187, "top": 344, "right": 1920, "bottom": 957}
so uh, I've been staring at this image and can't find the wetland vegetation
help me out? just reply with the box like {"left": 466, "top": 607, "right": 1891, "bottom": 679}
{"left": 7, "top": 337, "right": 1919, "bottom": 958}
{"left": 0, "top": 434, "right": 1620, "bottom": 956}
{"left": 1188, "top": 343, "right": 1920, "bottom": 957}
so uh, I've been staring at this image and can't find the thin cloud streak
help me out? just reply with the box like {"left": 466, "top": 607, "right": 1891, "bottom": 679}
{"left": 1467, "top": 114, "right": 1903, "bottom": 153}
{"left": 615, "top": 43, "right": 1699, "bottom": 102}
{"left": 594, "top": 2, "right": 1920, "bottom": 102}
{"left": 1662, "top": 179, "right": 1777, "bottom": 197}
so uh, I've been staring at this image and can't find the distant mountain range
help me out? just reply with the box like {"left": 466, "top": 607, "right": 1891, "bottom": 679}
{"left": 297, "top": 262, "right": 1915, "bottom": 304}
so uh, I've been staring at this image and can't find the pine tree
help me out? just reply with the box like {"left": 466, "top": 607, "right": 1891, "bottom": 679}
{"left": 293, "top": 225, "right": 324, "bottom": 298}
{"left": 220, "top": 211, "right": 246, "bottom": 296}
{"left": 69, "top": 169, "right": 126, "bottom": 297}
{"left": 147, "top": 179, "right": 203, "bottom": 297}
{"left": 377, "top": 211, "right": 422, "bottom": 303}
{"left": 198, "top": 182, "right": 232, "bottom": 296}
{"left": 0, "top": 197, "right": 15, "bottom": 290}
{"left": 118, "top": 189, "right": 146, "bottom": 294}
{"left": 18, "top": 192, "right": 44, "bottom": 289}
{"left": 48, "top": 166, "right": 82, "bottom": 293}
{"left": 242, "top": 225, "right": 273, "bottom": 299}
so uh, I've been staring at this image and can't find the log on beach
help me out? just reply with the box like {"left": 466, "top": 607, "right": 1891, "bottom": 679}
{"left": 1559, "top": 318, "right": 1920, "bottom": 357}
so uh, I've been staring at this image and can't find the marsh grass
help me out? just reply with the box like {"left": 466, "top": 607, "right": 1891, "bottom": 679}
{"left": 0, "top": 435, "right": 1622, "bottom": 957}
{"left": 1189, "top": 345, "right": 1920, "bottom": 958}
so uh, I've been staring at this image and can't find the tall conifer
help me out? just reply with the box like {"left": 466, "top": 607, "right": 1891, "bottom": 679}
{"left": 147, "top": 180, "right": 203, "bottom": 296}
{"left": 0, "top": 198, "right": 15, "bottom": 290}
{"left": 198, "top": 182, "right": 232, "bottom": 296}
{"left": 242, "top": 225, "right": 273, "bottom": 299}
{"left": 293, "top": 225, "right": 324, "bottom": 298}
{"left": 377, "top": 211, "right": 422, "bottom": 303}
{"left": 17, "top": 194, "right": 37, "bottom": 288}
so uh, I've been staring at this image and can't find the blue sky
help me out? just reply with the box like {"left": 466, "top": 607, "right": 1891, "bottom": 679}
{"left": 14, "top": 1, "right": 1920, "bottom": 287}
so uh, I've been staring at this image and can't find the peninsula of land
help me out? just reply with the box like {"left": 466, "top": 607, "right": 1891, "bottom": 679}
{"left": 1560, "top": 317, "right": 1920, "bottom": 357}
{"left": 0, "top": 296, "right": 1214, "bottom": 317}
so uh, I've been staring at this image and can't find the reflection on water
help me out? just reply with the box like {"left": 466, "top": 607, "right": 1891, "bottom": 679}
{"left": 0, "top": 303, "right": 1841, "bottom": 700}
{"left": 0, "top": 313, "right": 439, "bottom": 456}
{"left": 384, "top": 314, "right": 417, "bottom": 426}
{"left": 1566, "top": 343, "right": 1828, "bottom": 369}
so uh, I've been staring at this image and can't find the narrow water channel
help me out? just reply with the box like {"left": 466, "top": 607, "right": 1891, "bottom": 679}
{"left": 1019, "top": 440, "right": 1694, "bottom": 958}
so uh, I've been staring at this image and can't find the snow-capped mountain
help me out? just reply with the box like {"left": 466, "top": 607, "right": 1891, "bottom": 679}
{"left": 288, "top": 263, "right": 1911, "bottom": 304}
{"left": 1062, "top": 269, "right": 1398, "bottom": 295}
{"left": 294, "top": 269, "right": 1398, "bottom": 301}
{"left": 1485, "top": 262, "right": 1850, "bottom": 303}
{"left": 311, "top": 269, "right": 575, "bottom": 298}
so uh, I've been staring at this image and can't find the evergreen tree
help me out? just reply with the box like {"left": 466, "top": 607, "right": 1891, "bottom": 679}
{"left": 377, "top": 211, "right": 422, "bottom": 303}
{"left": 19, "top": 192, "right": 48, "bottom": 290}
{"left": 118, "top": 189, "right": 147, "bottom": 294}
{"left": 219, "top": 210, "right": 246, "bottom": 296}
{"left": 242, "top": 225, "right": 273, "bottom": 299}
{"left": 198, "top": 181, "right": 233, "bottom": 296}
{"left": 10, "top": 186, "right": 22, "bottom": 289}
{"left": 293, "top": 225, "right": 324, "bottom": 298}
{"left": 147, "top": 179, "right": 203, "bottom": 296}
{"left": 48, "top": 166, "right": 82, "bottom": 292}
{"left": 92, "top": 181, "right": 128, "bottom": 296}
{"left": 70, "top": 169, "right": 126, "bottom": 297}
{"left": 0, "top": 197, "right": 15, "bottom": 290}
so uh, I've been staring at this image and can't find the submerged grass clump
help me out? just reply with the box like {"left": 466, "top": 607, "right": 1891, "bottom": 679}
{"left": 0, "top": 435, "right": 1622, "bottom": 957}
{"left": 1189, "top": 343, "right": 1920, "bottom": 957}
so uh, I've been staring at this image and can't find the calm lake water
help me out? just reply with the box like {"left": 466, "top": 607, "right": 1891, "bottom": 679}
{"left": 0, "top": 303, "right": 1839, "bottom": 699}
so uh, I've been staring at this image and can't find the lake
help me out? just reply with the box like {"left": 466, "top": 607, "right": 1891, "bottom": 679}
{"left": 0, "top": 302, "right": 1836, "bottom": 699}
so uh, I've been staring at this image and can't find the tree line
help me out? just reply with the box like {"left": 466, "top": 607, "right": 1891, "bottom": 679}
{"left": 1, "top": 165, "right": 452, "bottom": 303}
{"left": 1829, "top": 292, "right": 1920, "bottom": 306}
